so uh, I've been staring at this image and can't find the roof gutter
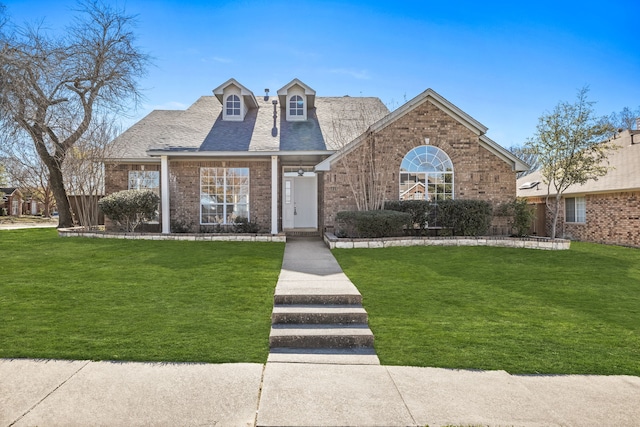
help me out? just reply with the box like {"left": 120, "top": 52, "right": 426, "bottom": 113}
{"left": 145, "top": 149, "right": 335, "bottom": 158}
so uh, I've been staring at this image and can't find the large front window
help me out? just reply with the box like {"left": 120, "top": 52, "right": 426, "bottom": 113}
{"left": 399, "top": 145, "right": 453, "bottom": 201}
{"left": 200, "top": 167, "right": 249, "bottom": 224}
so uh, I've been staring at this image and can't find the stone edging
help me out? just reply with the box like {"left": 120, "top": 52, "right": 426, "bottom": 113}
{"left": 57, "top": 228, "right": 286, "bottom": 242}
{"left": 323, "top": 233, "right": 571, "bottom": 250}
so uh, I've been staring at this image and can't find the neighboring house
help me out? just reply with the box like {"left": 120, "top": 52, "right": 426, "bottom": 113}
{"left": 105, "top": 78, "right": 527, "bottom": 234}
{"left": 0, "top": 187, "right": 23, "bottom": 216}
{"left": 517, "top": 129, "right": 640, "bottom": 247}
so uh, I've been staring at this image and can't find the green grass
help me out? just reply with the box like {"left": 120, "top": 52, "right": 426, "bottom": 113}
{"left": 0, "top": 228, "right": 284, "bottom": 363}
{"left": 333, "top": 242, "right": 640, "bottom": 375}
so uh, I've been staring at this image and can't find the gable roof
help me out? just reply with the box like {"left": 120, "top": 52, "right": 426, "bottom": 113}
{"left": 517, "top": 130, "right": 640, "bottom": 198}
{"left": 212, "top": 78, "right": 259, "bottom": 109}
{"left": 1, "top": 187, "right": 20, "bottom": 197}
{"left": 108, "top": 91, "right": 388, "bottom": 161}
{"left": 316, "top": 88, "right": 528, "bottom": 172}
{"left": 277, "top": 78, "right": 316, "bottom": 109}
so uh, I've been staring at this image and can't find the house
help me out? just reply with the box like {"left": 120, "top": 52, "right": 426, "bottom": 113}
{"left": 105, "top": 78, "right": 527, "bottom": 234}
{"left": 0, "top": 187, "right": 23, "bottom": 216}
{"left": 517, "top": 129, "right": 640, "bottom": 247}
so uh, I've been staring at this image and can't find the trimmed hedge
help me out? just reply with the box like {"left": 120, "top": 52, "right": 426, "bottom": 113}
{"left": 384, "top": 200, "right": 430, "bottom": 235}
{"left": 336, "top": 210, "right": 410, "bottom": 238}
{"left": 99, "top": 189, "right": 160, "bottom": 232}
{"left": 385, "top": 199, "right": 493, "bottom": 236}
{"left": 437, "top": 199, "right": 493, "bottom": 236}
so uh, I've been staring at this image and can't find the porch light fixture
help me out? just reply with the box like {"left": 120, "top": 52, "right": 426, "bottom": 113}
{"left": 298, "top": 168, "right": 305, "bottom": 176}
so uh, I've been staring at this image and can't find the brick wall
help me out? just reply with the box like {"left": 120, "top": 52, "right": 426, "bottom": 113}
{"left": 322, "top": 99, "right": 517, "bottom": 232}
{"left": 105, "top": 160, "right": 273, "bottom": 232}
{"left": 555, "top": 191, "right": 640, "bottom": 247}
{"left": 169, "top": 159, "right": 272, "bottom": 233}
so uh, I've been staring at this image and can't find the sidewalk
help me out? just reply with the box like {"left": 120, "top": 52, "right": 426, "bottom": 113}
{"left": 2, "top": 358, "right": 639, "bottom": 426}
{"left": 2, "top": 237, "right": 639, "bottom": 426}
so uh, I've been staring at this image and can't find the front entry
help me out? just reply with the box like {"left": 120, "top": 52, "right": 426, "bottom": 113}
{"left": 283, "top": 170, "right": 318, "bottom": 230}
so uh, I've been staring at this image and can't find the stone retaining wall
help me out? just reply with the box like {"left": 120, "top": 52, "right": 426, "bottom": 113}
{"left": 324, "top": 233, "right": 570, "bottom": 250}
{"left": 58, "top": 228, "right": 286, "bottom": 242}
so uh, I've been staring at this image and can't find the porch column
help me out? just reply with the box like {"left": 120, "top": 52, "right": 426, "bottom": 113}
{"left": 161, "top": 155, "right": 170, "bottom": 234}
{"left": 271, "top": 155, "right": 278, "bottom": 234}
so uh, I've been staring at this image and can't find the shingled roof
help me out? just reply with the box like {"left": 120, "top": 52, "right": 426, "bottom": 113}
{"left": 517, "top": 130, "right": 640, "bottom": 197}
{"left": 108, "top": 91, "right": 388, "bottom": 161}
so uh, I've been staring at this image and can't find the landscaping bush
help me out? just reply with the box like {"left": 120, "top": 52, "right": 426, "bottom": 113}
{"left": 384, "top": 200, "right": 430, "bottom": 235}
{"left": 232, "top": 216, "right": 261, "bottom": 233}
{"left": 336, "top": 210, "right": 410, "bottom": 238}
{"left": 98, "top": 190, "right": 160, "bottom": 232}
{"left": 496, "top": 197, "right": 535, "bottom": 237}
{"left": 170, "top": 219, "right": 193, "bottom": 233}
{"left": 436, "top": 199, "right": 493, "bottom": 236}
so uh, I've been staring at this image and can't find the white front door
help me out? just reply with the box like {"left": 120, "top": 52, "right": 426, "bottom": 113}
{"left": 283, "top": 174, "right": 317, "bottom": 229}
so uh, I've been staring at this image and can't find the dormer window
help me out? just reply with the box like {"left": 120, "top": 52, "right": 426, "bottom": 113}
{"left": 289, "top": 95, "right": 304, "bottom": 116}
{"left": 213, "top": 78, "right": 258, "bottom": 122}
{"left": 277, "top": 78, "right": 315, "bottom": 122}
{"left": 226, "top": 95, "right": 240, "bottom": 116}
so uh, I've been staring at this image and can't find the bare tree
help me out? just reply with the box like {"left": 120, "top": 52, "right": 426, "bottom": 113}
{"left": 329, "top": 99, "right": 391, "bottom": 211}
{"left": 0, "top": 136, "right": 55, "bottom": 216}
{"left": 0, "top": 1, "right": 149, "bottom": 228}
{"left": 508, "top": 145, "right": 539, "bottom": 178}
{"left": 609, "top": 106, "right": 640, "bottom": 131}
{"left": 63, "top": 117, "right": 120, "bottom": 228}
{"left": 525, "top": 86, "right": 616, "bottom": 239}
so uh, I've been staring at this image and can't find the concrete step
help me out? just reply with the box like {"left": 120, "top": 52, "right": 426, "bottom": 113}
{"left": 274, "top": 293, "right": 362, "bottom": 305}
{"left": 271, "top": 305, "right": 368, "bottom": 325}
{"left": 269, "top": 324, "right": 374, "bottom": 349}
{"left": 267, "top": 348, "right": 380, "bottom": 365}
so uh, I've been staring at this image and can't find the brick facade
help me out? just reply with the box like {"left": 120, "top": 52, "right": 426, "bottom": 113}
{"left": 321, "top": 99, "right": 516, "bottom": 232}
{"left": 550, "top": 191, "right": 640, "bottom": 247}
{"left": 105, "top": 160, "right": 274, "bottom": 232}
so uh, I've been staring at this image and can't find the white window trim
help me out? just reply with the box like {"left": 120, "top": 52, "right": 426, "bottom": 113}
{"left": 200, "top": 167, "right": 250, "bottom": 225}
{"left": 223, "top": 94, "right": 244, "bottom": 121}
{"left": 565, "top": 197, "right": 586, "bottom": 223}
{"left": 286, "top": 94, "right": 307, "bottom": 121}
{"left": 399, "top": 145, "right": 454, "bottom": 201}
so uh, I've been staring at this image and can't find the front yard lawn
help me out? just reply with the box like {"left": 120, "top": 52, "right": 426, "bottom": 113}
{"left": 0, "top": 229, "right": 284, "bottom": 363}
{"left": 333, "top": 242, "right": 640, "bottom": 375}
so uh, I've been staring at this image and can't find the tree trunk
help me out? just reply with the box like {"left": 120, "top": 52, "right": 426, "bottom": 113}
{"left": 550, "top": 193, "right": 561, "bottom": 239}
{"left": 49, "top": 164, "right": 73, "bottom": 228}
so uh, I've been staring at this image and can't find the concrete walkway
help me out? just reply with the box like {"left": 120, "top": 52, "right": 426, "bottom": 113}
{"left": 2, "top": 237, "right": 640, "bottom": 426}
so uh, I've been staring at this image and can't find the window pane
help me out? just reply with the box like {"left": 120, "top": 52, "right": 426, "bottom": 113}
{"left": 576, "top": 197, "right": 586, "bottom": 222}
{"left": 565, "top": 198, "right": 576, "bottom": 222}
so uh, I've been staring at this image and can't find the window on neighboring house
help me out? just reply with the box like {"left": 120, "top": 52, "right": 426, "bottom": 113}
{"left": 289, "top": 95, "right": 304, "bottom": 116}
{"left": 399, "top": 145, "right": 454, "bottom": 201}
{"left": 565, "top": 197, "right": 586, "bottom": 223}
{"left": 128, "top": 170, "right": 160, "bottom": 222}
{"left": 200, "top": 167, "right": 249, "bottom": 225}
{"left": 226, "top": 94, "right": 240, "bottom": 116}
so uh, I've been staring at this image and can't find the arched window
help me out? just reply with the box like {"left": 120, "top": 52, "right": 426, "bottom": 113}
{"left": 226, "top": 94, "right": 240, "bottom": 116}
{"left": 399, "top": 145, "right": 454, "bottom": 201}
{"left": 289, "top": 95, "right": 304, "bottom": 116}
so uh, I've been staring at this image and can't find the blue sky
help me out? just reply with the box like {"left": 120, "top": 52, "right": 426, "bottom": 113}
{"left": 4, "top": 0, "right": 639, "bottom": 147}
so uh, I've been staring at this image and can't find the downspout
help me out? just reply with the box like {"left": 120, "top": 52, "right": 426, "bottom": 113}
{"left": 161, "top": 155, "right": 170, "bottom": 234}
